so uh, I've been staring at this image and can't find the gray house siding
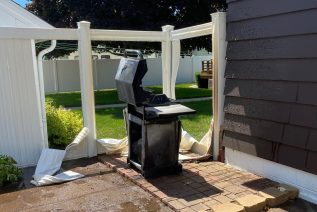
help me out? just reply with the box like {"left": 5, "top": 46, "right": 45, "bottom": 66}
{"left": 223, "top": 0, "right": 317, "bottom": 175}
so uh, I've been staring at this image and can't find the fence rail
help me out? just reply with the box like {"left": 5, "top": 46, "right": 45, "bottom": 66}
{"left": 90, "top": 29, "right": 164, "bottom": 42}
{"left": 0, "top": 27, "right": 78, "bottom": 40}
{"left": 171, "top": 22, "right": 213, "bottom": 40}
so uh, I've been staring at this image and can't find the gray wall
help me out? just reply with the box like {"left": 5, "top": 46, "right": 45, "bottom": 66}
{"left": 43, "top": 56, "right": 211, "bottom": 93}
{"left": 223, "top": 0, "right": 317, "bottom": 175}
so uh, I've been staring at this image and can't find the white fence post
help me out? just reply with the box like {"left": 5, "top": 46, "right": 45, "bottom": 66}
{"left": 211, "top": 12, "right": 227, "bottom": 161}
{"left": 161, "top": 25, "right": 174, "bottom": 98}
{"left": 171, "top": 40, "right": 181, "bottom": 99}
{"left": 53, "top": 60, "right": 59, "bottom": 93}
{"left": 78, "top": 21, "right": 97, "bottom": 157}
{"left": 93, "top": 60, "right": 99, "bottom": 90}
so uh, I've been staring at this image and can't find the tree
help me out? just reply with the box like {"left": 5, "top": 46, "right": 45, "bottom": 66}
{"left": 27, "top": 0, "right": 227, "bottom": 57}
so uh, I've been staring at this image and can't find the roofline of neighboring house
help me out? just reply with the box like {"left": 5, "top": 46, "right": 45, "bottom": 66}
{"left": 1, "top": 0, "right": 54, "bottom": 28}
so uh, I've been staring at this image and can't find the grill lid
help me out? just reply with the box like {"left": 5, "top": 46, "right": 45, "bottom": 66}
{"left": 115, "top": 50, "right": 148, "bottom": 106}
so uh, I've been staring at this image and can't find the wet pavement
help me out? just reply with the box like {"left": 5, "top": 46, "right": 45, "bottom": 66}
{"left": 0, "top": 158, "right": 172, "bottom": 212}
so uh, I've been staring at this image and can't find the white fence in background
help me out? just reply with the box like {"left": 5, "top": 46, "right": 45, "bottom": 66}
{"left": 43, "top": 55, "right": 211, "bottom": 93}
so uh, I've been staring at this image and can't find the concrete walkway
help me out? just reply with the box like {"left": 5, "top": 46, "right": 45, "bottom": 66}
{"left": 0, "top": 158, "right": 171, "bottom": 211}
{"left": 68, "top": 97, "right": 212, "bottom": 110}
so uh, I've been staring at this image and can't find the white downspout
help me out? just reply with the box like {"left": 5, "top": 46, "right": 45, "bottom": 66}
{"left": 37, "top": 40, "right": 57, "bottom": 148}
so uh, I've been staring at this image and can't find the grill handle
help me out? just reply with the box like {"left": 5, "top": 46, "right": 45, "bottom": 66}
{"left": 124, "top": 49, "right": 143, "bottom": 60}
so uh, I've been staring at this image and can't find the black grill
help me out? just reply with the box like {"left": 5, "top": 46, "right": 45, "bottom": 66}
{"left": 115, "top": 50, "right": 195, "bottom": 178}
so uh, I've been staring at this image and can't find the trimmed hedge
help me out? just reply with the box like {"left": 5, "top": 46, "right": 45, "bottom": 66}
{"left": 46, "top": 100, "right": 83, "bottom": 149}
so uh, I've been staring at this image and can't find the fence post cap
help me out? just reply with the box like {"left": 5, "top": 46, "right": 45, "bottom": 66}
{"left": 162, "top": 25, "right": 174, "bottom": 31}
{"left": 77, "top": 21, "right": 91, "bottom": 28}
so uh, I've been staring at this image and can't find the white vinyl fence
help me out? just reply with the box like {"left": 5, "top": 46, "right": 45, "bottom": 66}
{"left": 43, "top": 55, "right": 211, "bottom": 93}
{"left": 0, "top": 12, "right": 225, "bottom": 167}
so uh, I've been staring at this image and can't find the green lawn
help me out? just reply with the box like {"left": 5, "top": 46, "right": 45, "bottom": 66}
{"left": 76, "top": 100, "right": 212, "bottom": 141}
{"left": 46, "top": 83, "right": 211, "bottom": 107}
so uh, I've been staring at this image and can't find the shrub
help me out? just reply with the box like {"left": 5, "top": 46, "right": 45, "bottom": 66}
{"left": 195, "top": 72, "right": 204, "bottom": 88}
{"left": 195, "top": 71, "right": 209, "bottom": 88}
{"left": 0, "top": 155, "right": 23, "bottom": 187}
{"left": 195, "top": 71, "right": 201, "bottom": 84}
{"left": 46, "top": 100, "right": 83, "bottom": 149}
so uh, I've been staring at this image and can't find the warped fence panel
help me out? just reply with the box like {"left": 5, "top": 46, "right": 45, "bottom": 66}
{"left": 43, "top": 55, "right": 211, "bottom": 93}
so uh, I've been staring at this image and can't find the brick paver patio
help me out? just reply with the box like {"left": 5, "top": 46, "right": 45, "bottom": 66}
{"left": 99, "top": 155, "right": 289, "bottom": 211}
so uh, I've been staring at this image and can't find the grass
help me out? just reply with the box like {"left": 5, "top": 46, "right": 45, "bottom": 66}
{"left": 46, "top": 83, "right": 211, "bottom": 107}
{"left": 74, "top": 100, "right": 212, "bottom": 141}
{"left": 50, "top": 83, "right": 212, "bottom": 142}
